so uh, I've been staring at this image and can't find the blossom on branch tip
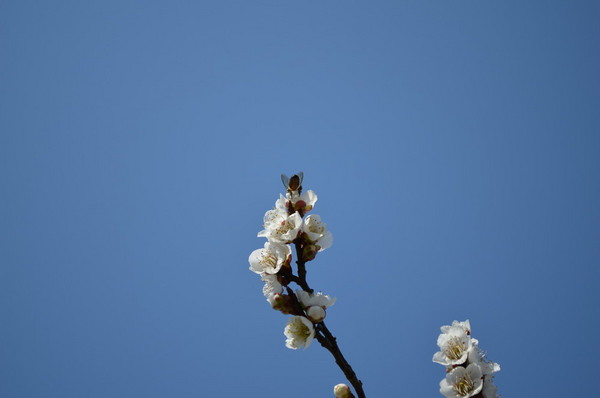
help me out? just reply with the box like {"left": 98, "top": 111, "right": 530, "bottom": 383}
{"left": 439, "top": 363, "right": 483, "bottom": 398}
{"left": 293, "top": 190, "right": 318, "bottom": 214}
{"left": 284, "top": 316, "right": 315, "bottom": 349}
{"left": 276, "top": 190, "right": 318, "bottom": 215}
{"left": 432, "top": 325, "right": 473, "bottom": 366}
{"left": 249, "top": 242, "right": 291, "bottom": 275}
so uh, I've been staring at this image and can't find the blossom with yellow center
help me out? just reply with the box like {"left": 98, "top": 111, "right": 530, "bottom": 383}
{"left": 248, "top": 242, "right": 291, "bottom": 275}
{"left": 439, "top": 363, "right": 483, "bottom": 398}
{"left": 433, "top": 325, "right": 473, "bottom": 366}
{"left": 284, "top": 316, "right": 315, "bottom": 349}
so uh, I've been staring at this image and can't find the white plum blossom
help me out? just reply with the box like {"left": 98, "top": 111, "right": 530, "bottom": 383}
{"left": 284, "top": 316, "right": 315, "bottom": 349}
{"left": 439, "top": 363, "right": 483, "bottom": 398}
{"left": 296, "top": 290, "right": 336, "bottom": 322}
{"left": 293, "top": 189, "right": 318, "bottom": 211}
{"left": 302, "top": 214, "right": 333, "bottom": 251}
{"left": 248, "top": 242, "right": 291, "bottom": 275}
{"left": 296, "top": 290, "right": 336, "bottom": 308}
{"left": 299, "top": 189, "right": 317, "bottom": 205}
{"left": 262, "top": 274, "right": 283, "bottom": 305}
{"left": 432, "top": 325, "right": 473, "bottom": 366}
{"left": 258, "top": 209, "right": 302, "bottom": 243}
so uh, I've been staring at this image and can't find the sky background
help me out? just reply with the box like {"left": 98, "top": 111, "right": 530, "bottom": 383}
{"left": 1, "top": 1, "right": 599, "bottom": 397}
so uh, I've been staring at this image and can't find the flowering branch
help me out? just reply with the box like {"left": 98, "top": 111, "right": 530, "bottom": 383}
{"left": 248, "top": 174, "right": 502, "bottom": 398}
{"left": 248, "top": 173, "right": 365, "bottom": 398}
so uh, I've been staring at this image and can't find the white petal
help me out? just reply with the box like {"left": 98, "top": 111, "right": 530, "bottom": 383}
{"left": 284, "top": 316, "right": 315, "bottom": 350}
{"left": 317, "top": 231, "right": 333, "bottom": 251}
{"left": 248, "top": 242, "right": 290, "bottom": 275}
{"left": 295, "top": 290, "right": 336, "bottom": 308}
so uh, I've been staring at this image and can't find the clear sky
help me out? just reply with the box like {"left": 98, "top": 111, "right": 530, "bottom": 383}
{"left": 1, "top": 1, "right": 599, "bottom": 397}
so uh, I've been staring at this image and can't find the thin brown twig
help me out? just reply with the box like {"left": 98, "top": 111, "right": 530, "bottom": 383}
{"left": 292, "top": 239, "right": 366, "bottom": 398}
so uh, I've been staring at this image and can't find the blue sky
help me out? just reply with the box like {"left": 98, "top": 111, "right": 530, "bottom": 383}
{"left": 1, "top": 1, "right": 599, "bottom": 397}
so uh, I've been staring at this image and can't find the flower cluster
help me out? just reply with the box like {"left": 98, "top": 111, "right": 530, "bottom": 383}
{"left": 248, "top": 173, "right": 335, "bottom": 349}
{"left": 433, "top": 320, "right": 500, "bottom": 398}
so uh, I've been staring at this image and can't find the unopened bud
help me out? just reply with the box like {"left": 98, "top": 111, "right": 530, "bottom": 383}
{"left": 271, "top": 294, "right": 298, "bottom": 315}
{"left": 302, "top": 244, "right": 318, "bottom": 262}
{"left": 333, "top": 383, "right": 354, "bottom": 398}
{"left": 306, "top": 305, "right": 326, "bottom": 323}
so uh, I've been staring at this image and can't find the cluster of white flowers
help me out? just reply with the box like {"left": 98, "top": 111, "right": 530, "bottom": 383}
{"left": 249, "top": 175, "right": 506, "bottom": 398}
{"left": 433, "top": 320, "right": 500, "bottom": 398}
{"left": 249, "top": 173, "right": 335, "bottom": 349}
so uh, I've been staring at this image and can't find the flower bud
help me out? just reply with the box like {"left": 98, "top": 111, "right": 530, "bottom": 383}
{"left": 271, "top": 293, "right": 299, "bottom": 315}
{"left": 302, "top": 244, "right": 318, "bottom": 261}
{"left": 306, "top": 305, "right": 326, "bottom": 322}
{"left": 333, "top": 383, "right": 354, "bottom": 398}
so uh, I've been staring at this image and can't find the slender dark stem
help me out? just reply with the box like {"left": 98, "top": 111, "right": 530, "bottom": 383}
{"left": 315, "top": 323, "right": 366, "bottom": 398}
{"left": 284, "top": 273, "right": 311, "bottom": 292}
{"left": 292, "top": 239, "right": 366, "bottom": 398}
{"left": 294, "top": 242, "right": 312, "bottom": 293}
